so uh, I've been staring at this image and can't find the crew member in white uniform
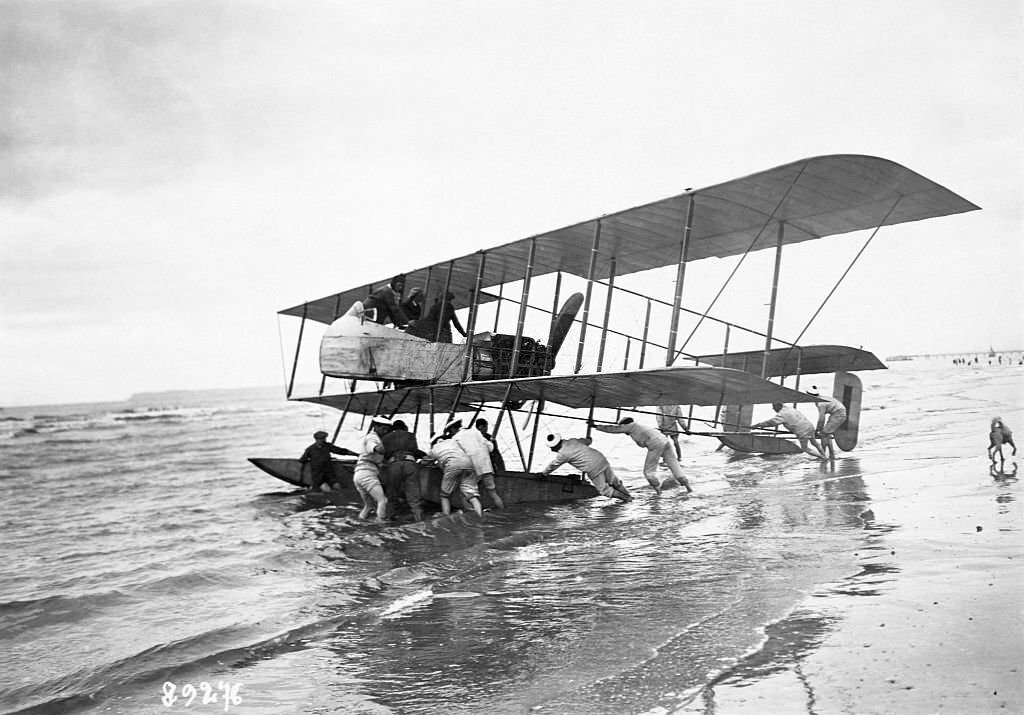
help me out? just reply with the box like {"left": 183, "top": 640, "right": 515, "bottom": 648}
{"left": 353, "top": 416, "right": 393, "bottom": 521}
{"left": 592, "top": 417, "right": 691, "bottom": 494}
{"left": 449, "top": 418, "right": 505, "bottom": 510}
{"left": 542, "top": 433, "right": 631, "bottom": 501}
{"left": 426, "top": 431, "right": 483, "bottom": 517}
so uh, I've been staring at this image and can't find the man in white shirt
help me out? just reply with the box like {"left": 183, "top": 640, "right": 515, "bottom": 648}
{"left": 542, "top": 433, "right": 631, "bottom": 501}
{"left": 592, "top": 417, "right": 691, "bottom": 494}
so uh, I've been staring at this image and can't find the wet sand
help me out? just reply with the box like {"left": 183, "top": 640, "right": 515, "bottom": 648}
{"left": 679, "top": 455, "right": 1023, "bottom": 714}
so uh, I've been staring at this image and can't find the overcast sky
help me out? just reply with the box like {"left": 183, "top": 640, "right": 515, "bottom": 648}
{"left": 2, "top": 0, "right": 1021, "bottom": 407}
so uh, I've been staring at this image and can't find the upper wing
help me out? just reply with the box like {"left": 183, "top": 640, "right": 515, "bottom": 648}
{"left": 297, "top": 365, "right": 817, "bottom": 415}
{"left": 281, "top": 155, "right": 978, "bottom": 325}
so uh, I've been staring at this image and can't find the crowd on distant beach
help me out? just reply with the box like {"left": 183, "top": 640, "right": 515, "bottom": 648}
{"left": 952, "top": 354, "right": 1023, "bottom": 365}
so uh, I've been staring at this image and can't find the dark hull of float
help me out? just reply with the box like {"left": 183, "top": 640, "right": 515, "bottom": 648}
{"left": 715, "top": 433, "right": 802, "bottom": 455}
{"left": 248, "top": 457, "right": 598, "bottom": 509}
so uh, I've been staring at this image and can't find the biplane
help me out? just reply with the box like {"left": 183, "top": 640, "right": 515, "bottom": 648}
{"left": 250, "top": 154, "right": 978, "bottom": 508}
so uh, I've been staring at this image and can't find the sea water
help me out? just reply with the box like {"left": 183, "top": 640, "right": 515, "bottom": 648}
{"left": 1, "top": 362, "right": 1020, "bottom": 714}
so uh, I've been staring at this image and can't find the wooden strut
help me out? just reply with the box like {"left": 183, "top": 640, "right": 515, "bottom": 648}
{"left": 508, "top": 238, "right": 537, "bottom": 378}
{"left": 388, "top": 389, "right": 411, "bottom": 419}
{"left": 286, "top": 302, "right": 308, "bottom": 399}
{"left": 596, "top": 257, "right": 616, "bottom": 372}
{"left": 492, "top": 282, "right": 503, "bottom": 333}
{"left": 666, "top": 193, "right": 695, "bottom": 366}
{"left": 639, "top": 300, "right": 652, "bottom": 368}
{"left": 761, "top": 221, "right": 786, "bottom": 378}
{"left": 575, "top": 220, "right": 602, "bottom": 374}
{"left": 331, "top": 393, "right": 355, "bottom": 443}
{"left": 506, "top": 400, "right": 528, "bottom": 471}
{"left": 527, "top": 394, "right": 544, "bottom": 471}
{"left": 435, "top": 261, "right": 455, "bottom": 344}
{"left": 675, "top": 162, "right": 809, "bottom": 362}
{"left": 461, "top": 251, "right": 487, "bottom": 382}
{"left": 446, "top": 384, "right": 466, "bottom": 425}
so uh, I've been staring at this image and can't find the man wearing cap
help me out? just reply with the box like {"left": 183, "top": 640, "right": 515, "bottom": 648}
{"left": 425, "top": 427, "right": 483, "bottom": 517}
{"left": 449, "top": 418, "right": 504, "bottom": 511}
{"left": 591, "top": 417, "right": 691, "bottom": 494}
{"left": 475, "top": 418, "right": 505, "bottom": 472}
{"left": 542, "top": 433, "right": 631, "bottom": 502}
{"left": 752, "top": 403, "right": 826, "bottom": 459}
{"left": 353, "top": 416, "right": 393, "bottom": 521}
{"left": 299, "top": 431, "right": 356, "bottom": 492}
{"left": 362, "top": 275, "right": 411, "bottom": 329}
{"left": 808, "top": 386, "right": 847, "bottom": 439}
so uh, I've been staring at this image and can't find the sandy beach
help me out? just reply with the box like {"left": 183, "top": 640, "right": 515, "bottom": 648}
{"left": 677, "top": 425, "right": 1023, "bottom": 713}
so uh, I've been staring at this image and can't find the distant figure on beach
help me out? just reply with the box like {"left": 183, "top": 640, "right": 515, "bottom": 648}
{"left": 449, "top": 418, "right": 504, "bottom": 510}
{"left": 400, "top": 287, "right": 424, "bottom": 322}
{"left": 353, "top": 416, "right": 393, "bottom": 521}
{"left": 362, "top": 275, "right": 411, "bottom": 329}
{"left": 408, "top": 291, "right": 466, "bottom": 343}
{"left": 542, "top": 433, "right": 632, "bottom": 501}
{"left": 382, "top": 419, "right": 426, "bottom": 521}
{"left": 475, "top": 418, "right": 506, "bottom": 472}
{"left": 656, "top": 404, "right": 689, "bottom": 460}
{"left": 988, "top": 417, "right": 1016, "bottom": 466}
{"left": 299, "top": 430, "right": 356, "bottom": 492}
{"left": 591, "top": 417, "right": 691, "bottom": 494}
{"left": 809, "top": 386, "right": 847, "bottom": 453}
{"left": 753, "top": 403, "right": 826, "bottom": 459}
{"left": 425, "top": 430, "right": 483, "bottom": 517}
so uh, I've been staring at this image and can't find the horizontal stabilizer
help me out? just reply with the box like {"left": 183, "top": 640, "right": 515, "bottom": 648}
{"left": 696, "top": 345, "right": 885, "bottom": 377}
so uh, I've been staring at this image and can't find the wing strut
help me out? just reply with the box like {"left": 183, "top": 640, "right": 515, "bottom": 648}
{"left": 673, "top": 161, "right": 810, "bottom": 363}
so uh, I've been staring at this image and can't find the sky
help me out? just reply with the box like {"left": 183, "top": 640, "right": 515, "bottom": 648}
{"left": 1, "top": 0, "right": 1022, "bottom": 407}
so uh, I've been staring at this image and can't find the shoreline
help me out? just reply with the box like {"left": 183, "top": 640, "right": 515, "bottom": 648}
{"left": 677, "top": 455, "right": 1023, "bottom": 714}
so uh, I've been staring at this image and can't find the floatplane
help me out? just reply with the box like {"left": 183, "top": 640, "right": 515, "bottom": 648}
{"left": 250, "top": 154, "right": 977, "bottom": 510}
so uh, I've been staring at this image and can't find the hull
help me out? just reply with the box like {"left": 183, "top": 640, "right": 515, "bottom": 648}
{"left": 715, "top": 433, "right": 802, "bottom": 455}
{"left": 248, "top": 457, "right": 599, "bottom": 509}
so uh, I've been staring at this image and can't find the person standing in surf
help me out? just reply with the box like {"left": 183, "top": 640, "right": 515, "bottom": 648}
{"left": 474, "top": 418, "right": 505, "bottom": 472}
{"left": 591, "top": 417, "right": 691, "bottom": 494}
{"left": 449, "top": 418, "right": 504, "bottom": 511}
{"left": 808, "top": 386, "right": 847, "bottom": 454}
{"left": 382, "top": 419, "right": 426, "bottom": 521}
{"left": 424, "top": 430, "right": 483, "bottom": 517}
{"left": 542, "top": 433, "right": 632, "bottom": 501}
{"left": 353, "top": 416, "right": 393, "bottom": 521}
{"left": 299, "top": 430, "right": 356, "bottom": 492}
{"left": 752, "top": 403, "right": 826, "bottom": 459}
{"left": 656, "top": 404, "right": 689, "bottom": 460}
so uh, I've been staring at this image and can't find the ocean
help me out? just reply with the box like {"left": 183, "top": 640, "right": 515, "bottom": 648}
{"left": 1, "top": 361, "right": 1021, "bottom": 715}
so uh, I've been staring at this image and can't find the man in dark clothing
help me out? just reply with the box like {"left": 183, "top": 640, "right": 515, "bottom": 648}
{"left": 381, "top": 420, "right": 426, "bottom": 520}
{"left": 362, "top": 275, "right": 410, "bottom": 328}
{"left": 419, "top": 291, "right": 466, "bottom": 343}
{"left": 475, "top": 418, "right": 505, "bottom": 472}
{"left": 400, "top": 287, "right": 424, "bottom": 322}
{"left": 299, "top": 430, "right": 356, "bottom": 492}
